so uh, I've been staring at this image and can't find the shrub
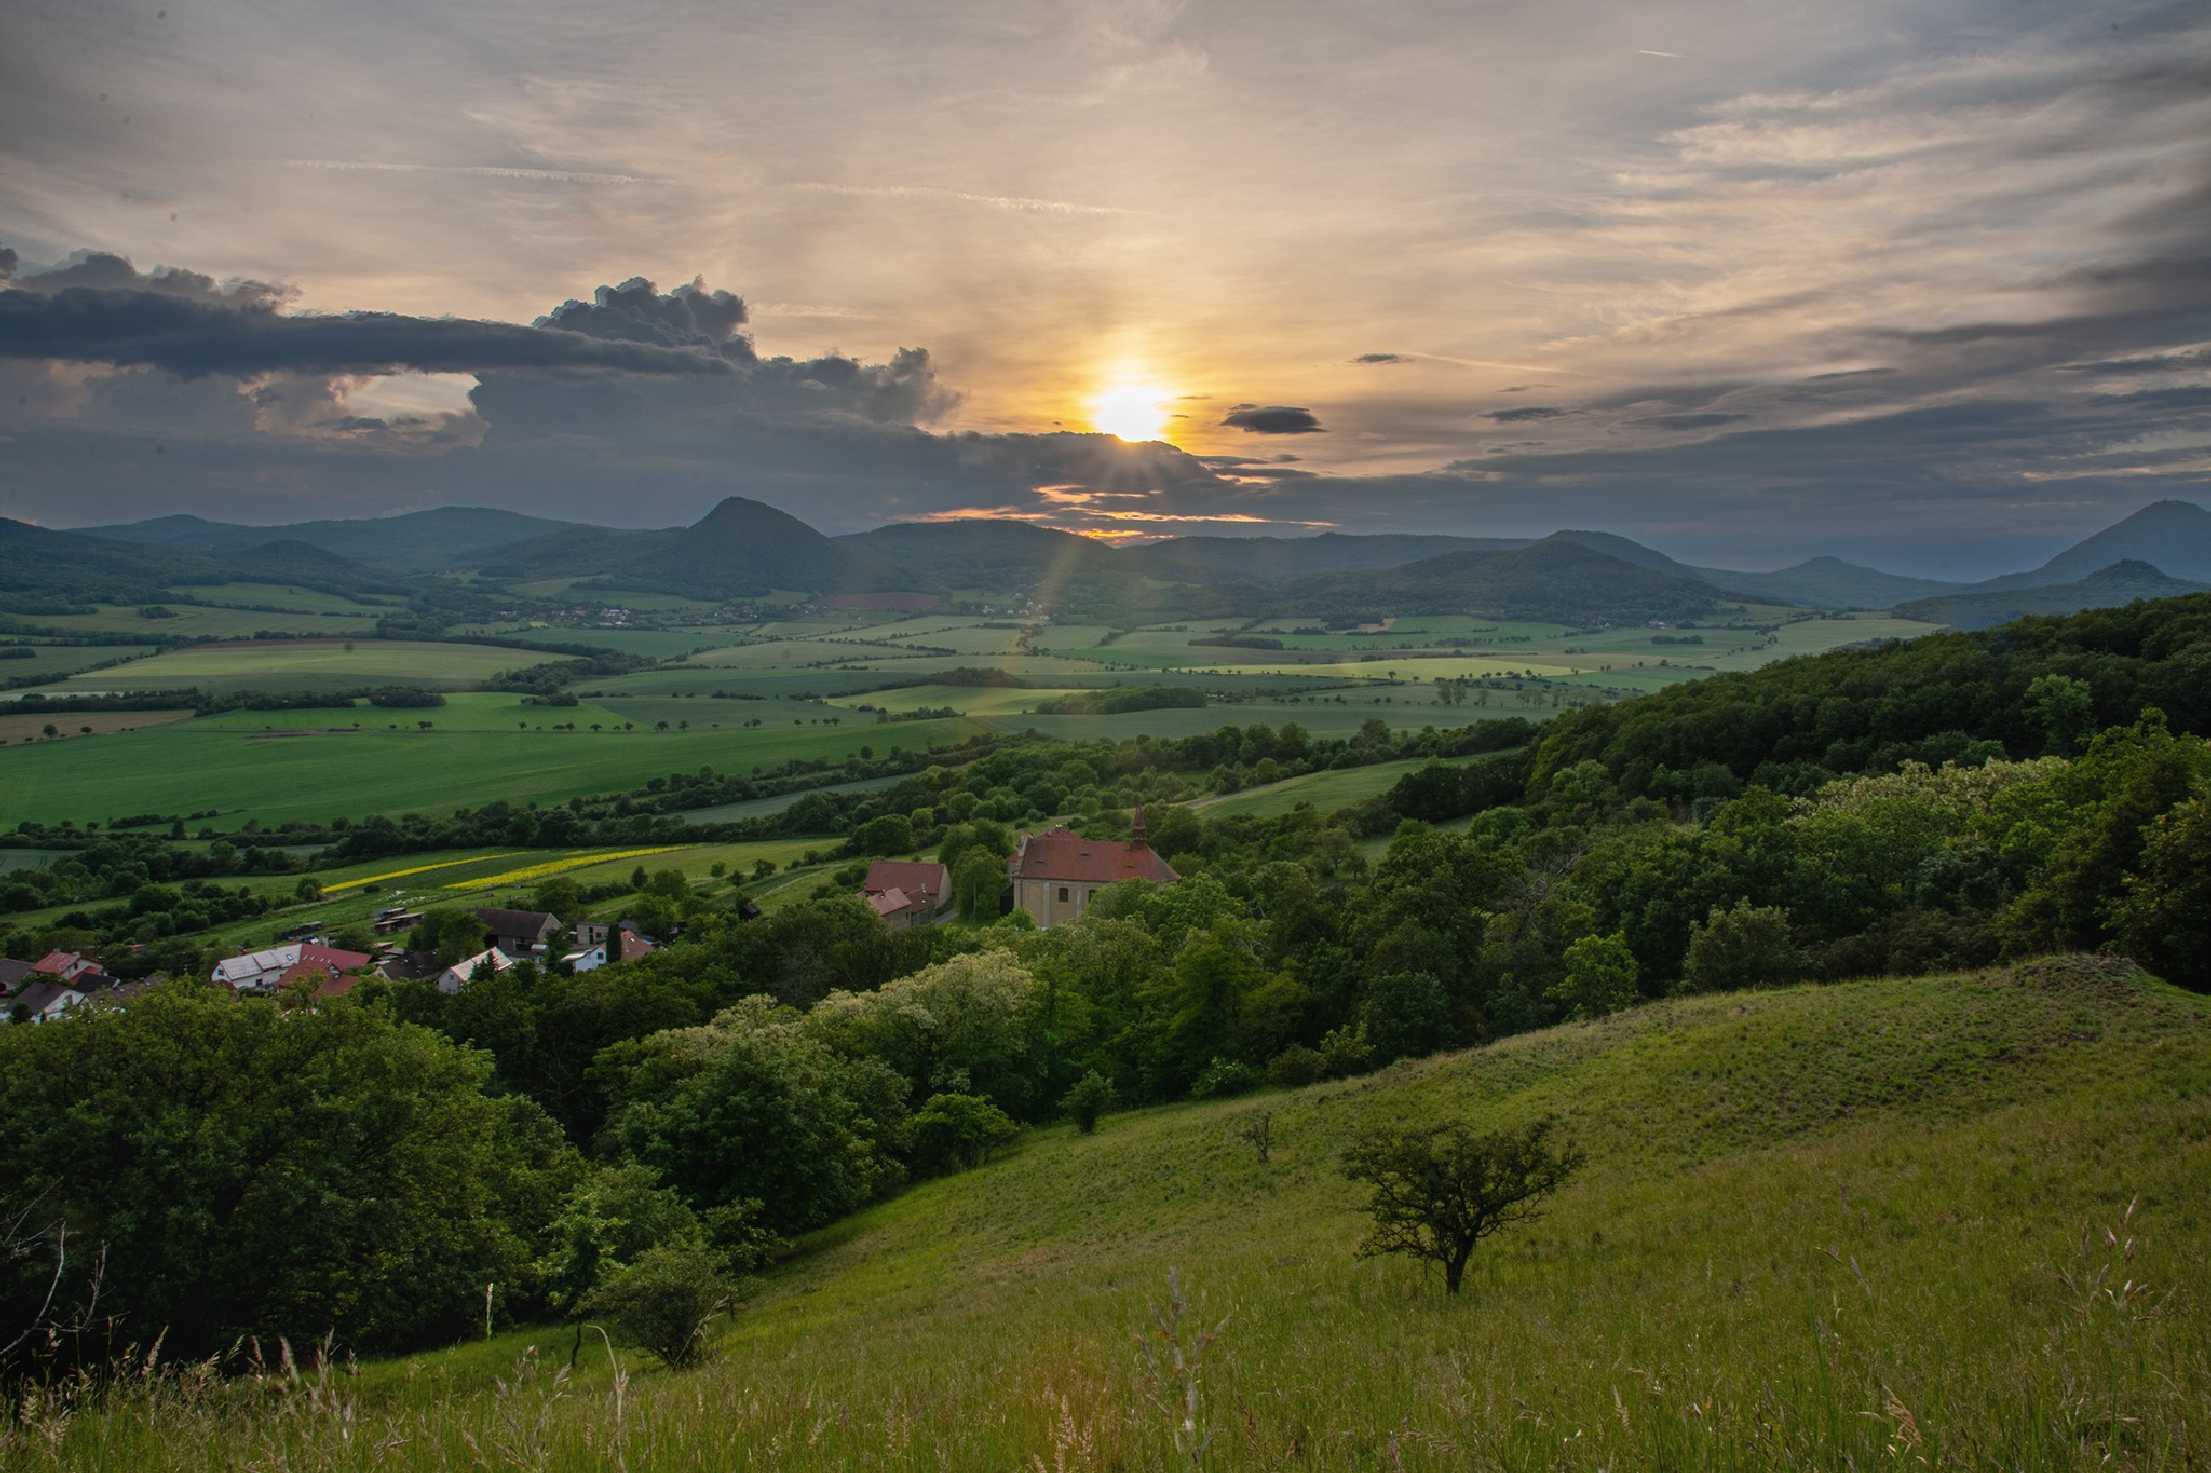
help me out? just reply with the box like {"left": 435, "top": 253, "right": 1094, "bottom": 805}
{"left": 909, "top": 1092, "right": 1019, "bottom": 1172}
{"left": 1682, "top": 901, "right": 1806, "bottom": 991}
{"left": 580, "top": 1242, "right": 740, "bottom": 1369}
{"left": 1318, "top": 1023, "right": 1375, "bottom": 1079}
{"left": 1265, "top": 1044, "right": 1326, "bottom": 1088}
{"left": 1189, "top": 1057, "right": 1262, "bottom": 1099}
{"left": 1062, "top": 1070, "right": 1113, "bottom": 1133}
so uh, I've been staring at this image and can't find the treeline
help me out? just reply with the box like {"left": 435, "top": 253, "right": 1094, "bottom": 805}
{"left": 1029, "top": 686, "right": 1207, "bottom": 715}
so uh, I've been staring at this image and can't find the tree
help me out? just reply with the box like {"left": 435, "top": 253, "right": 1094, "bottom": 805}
{"left": 1360, "top": 971, "right": 1452, "bottom": 1063}
{"left": 579, "top": 1242, "right": 739, "bottom": 1370}
{"left": 1548, "top": 932, "right": 1639, "bottom": 1020}
{"left": 0, "top": 984, "right": 573, "bottom": 1357}
{"left": 2110, "top": 793, "right": 2211, "bottom": 989}
{"left": 2025, "top": 673, "right": 2096, "bottom": 756}
{"left": 1062, "top": 1070, "right": 1113, "bottom": 1133}
{"left": 953, "top": 851, "right": 1005, "bottom": 922}
{"left": 1681, "top": 901, "right": 1805, "bottom": 992}
{"left": 909, "top": 1092, "right": 1019, "bottom": 1172}
{"left": 853, "top": 813, "right": 915, "bottom": 856}
{"left": 535, "top": 1164, "right": 706, "bottom": 1366}
{"left": 414, "top": 906, "right": 492, "bottom": 964}
{"left": 1342, "top": 1117, "right": 1583, "bottom": 1294}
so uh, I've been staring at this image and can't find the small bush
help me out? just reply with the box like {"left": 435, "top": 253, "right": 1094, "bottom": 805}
{"left": 1318, "top": 1023, "right": 1376, "bottom": 1079}
{"left": 909, "top": 1092, "right": 1019, "bottom": 1172}
{"left": 1062, "top": 1071, "right": 1113, "bottom": 1133}
{"left": 579, "top": 1242, "right": 740, "bottom": 1369}
{"left": 1190, "top": 1058, "right": 1263, "bottom": 1099}
{"left": 1265, "top": 1044, "right": 1326, "bottom": 1088}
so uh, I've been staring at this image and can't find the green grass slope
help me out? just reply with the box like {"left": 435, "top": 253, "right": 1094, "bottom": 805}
{"left": 35, "top": 956, "right": 2211, "bottom": 1471}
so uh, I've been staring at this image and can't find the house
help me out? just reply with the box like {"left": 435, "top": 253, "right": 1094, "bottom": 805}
{"left": 866, "top": 886, "right": 926, "bottom": 929}
{"left": 212, "top": 944, "right": 306, "bottom": 993}
{"left": 557, "top": 924, "right": 650, "bottom": 968}
{"left": 476, "top": 907, "right": 564, "bottom": 957}
{"left": 371, "top": 906, "right": 423, "bottom": 935}
{"left": 861, "top": 860, "right": 954, "bottom": 927}
{"left": 1007, "top": 814, "right": 1178, "bottom": 928}
{"left": 276, "top": 944, "right": 375, "bottom": 1000}
{"left": 437, "top": 947, "right": 515, "bottom": 994}
{"left": 0, "top": 958, "right": 35, "bottom": 997}
{"left": 574, "top": 920, "right": 611, "bottom": 949}
{"left": 32, "top": 950, "right": 103, "bottom": 983}
{"left": 9, "top": 981, "right": 86, "bottom": 1023}
{"left": 375, "top": 949, "right": 445, "bottom": 984}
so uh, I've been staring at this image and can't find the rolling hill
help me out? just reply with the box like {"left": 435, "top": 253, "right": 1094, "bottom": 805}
{"left": 85, "top": 506, "right": 586, "bottom": 573}
{"left": 1894, "top": 558, "right": 2208, "bottom": 630}
{"left": 52, "top": 955, "right": 2211, "bottom": 1470}
{"left": 1280, "top": 536, "right": 1723, "bottom": 623}
{"left": 1971, "top": 499, "right": 2211, "bottom": 591}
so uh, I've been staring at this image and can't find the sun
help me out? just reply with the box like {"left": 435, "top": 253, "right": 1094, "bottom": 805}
{"left": 1089, "top": 382, "right": 1170, "bottom": 442}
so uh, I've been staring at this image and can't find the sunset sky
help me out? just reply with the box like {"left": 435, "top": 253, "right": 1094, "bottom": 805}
{"left": 3, "top": 0, "right": 2207, "bottom": 573}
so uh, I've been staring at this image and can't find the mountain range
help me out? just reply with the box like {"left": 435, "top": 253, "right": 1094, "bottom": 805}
{"left": 10, "top": 496, "right": 2208, "bottom": 629}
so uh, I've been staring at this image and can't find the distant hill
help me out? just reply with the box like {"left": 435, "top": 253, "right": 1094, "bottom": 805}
{"left": 0, "top": 517, "right": 220, "bottom": 603}
{"left": 86, "top": 506, "right": 586, "bottom": 574}
{"left": 1692, "top": 556, "right": 1964, "bottom": 609}
{"left": 1893, "top": 559, "right": 2208, "bottom": 631}
{"left": 1118, "top": 532, "right": 1517, "bottom": 581}
{"left": 1278, "top": 536, "right": 1722, "bottom": 623}
{"left": 1971, "top": 500, "right": 2211, "bottom": 593}
{"left": 831, "top": 519, "right": 1115, "bottom": 595}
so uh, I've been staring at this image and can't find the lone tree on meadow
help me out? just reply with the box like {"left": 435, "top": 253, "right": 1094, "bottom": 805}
{"left": 1342, "top": 1117, "right": 1583, "bottom": 1295}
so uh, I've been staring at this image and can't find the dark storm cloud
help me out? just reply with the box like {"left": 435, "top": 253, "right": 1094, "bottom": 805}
{"left": 1484, "top": 405, "right": 1570, "bottom": 423}
{"left": 1221, "top": 404, "right": 1325, "bottom": 434}
{"left": 0, "top": 257, "right": 738, "bottom": 380}
{"left": 1351, "top": 352, "right": 1408, "bottom": 364}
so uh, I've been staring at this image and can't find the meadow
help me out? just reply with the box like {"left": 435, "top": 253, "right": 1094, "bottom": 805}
{"left": 21, "top": 603, "right": 383, "bottom": 640}
{"left": 25, "top": 956, "right": 2209, "bottom": 1471}
{"left": 0, "top": 711, "right": 986, "bottom": 831}
{"left": 55, "top": 639, "right": 540, "bottom": 693}
{"left": 1190, "top": 752, "right": 1487, "bottom": 819}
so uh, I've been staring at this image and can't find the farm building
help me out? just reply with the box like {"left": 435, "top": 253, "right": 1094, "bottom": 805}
{"left": 1007, "top": 815, "right": 1177, "bottom": 928}
{"left": 0, "top": 958, "right": 35, "bottom": 996}
{"left": 476, "top": 907, "right": 564, "bottom": 957}
{"left": 862, "top": 860, "right": 954, "bottom": 929}
{"left": 561, "top": 926, "right": 654, "bottom": 973}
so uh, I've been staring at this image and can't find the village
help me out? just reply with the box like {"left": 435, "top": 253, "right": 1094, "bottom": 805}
{"left": 2, "top": 823, "right": 1180, "bottom": 1024}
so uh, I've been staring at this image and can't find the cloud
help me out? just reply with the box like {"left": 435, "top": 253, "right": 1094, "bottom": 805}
{"left": 1, "top": 255, "right": 733, "bottom": 379}
{"left": 1221, "top": 403, "right": 1325, "bottom": 434}
{"left": 1638, "top": 412, "right": 1749, "bottom": 430}
{"left": 1485, "top": 405, "right": 1571, "bottom": 422}
{"left": 790, "top": 182, "right": 1134, "bottom": 217}
{"left": 1351, "top": 352, "right": 1408, "bottom": 364}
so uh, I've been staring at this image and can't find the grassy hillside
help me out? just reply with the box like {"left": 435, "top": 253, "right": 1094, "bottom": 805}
{"left": 34, "top": 956, "right": 2210, "bottom": 1471}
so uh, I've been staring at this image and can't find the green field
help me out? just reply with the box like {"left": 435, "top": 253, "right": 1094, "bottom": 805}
{"left": 1191, "top": 753, "right": 1485, "bottom": 819}
{"left": 0, "top": 712, "right": 987, "bottom": 830}
{"left": 171, "top": 582, "right": 399, "bottom": 614}
{"left": 0, "top": 644, "right": 156, "bottom": 685}
{"left": 22, "top": 603, "right": 383, "bottom": 639}
{"left": 827, "top": 683, "right": 1089, "bottom": 716}
{"left": 55, "top": 639, "right": 539, "bottom": 693}
{"left": 45, "top": 957, "right": 2211, "bottom": 1470}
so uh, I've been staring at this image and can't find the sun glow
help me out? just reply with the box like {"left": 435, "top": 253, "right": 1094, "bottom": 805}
{"left": 1089, "top": 381, "right": 1170, "bottom": 442}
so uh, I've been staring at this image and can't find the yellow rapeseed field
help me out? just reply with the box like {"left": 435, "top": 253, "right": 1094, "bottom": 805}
{"left": 446, "top": 846, "right": 686, "bottom": 890}
{"left": 322, "top": 854, "right": 525, "bottom": 893}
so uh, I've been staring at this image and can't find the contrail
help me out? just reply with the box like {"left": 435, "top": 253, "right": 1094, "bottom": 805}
{"left": 278, "top": 159, "right": 657, "bottom": 185}
{"left": 1637, "top": 49, "right": 1684, "bottom": 58}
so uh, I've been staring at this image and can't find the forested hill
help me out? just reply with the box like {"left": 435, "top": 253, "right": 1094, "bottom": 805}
{"left": 1527, "top": 591, "right": 2211, "bottom": 789}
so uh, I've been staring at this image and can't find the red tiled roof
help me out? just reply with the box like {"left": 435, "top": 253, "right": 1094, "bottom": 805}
{"left": 864, "top": 860, "right": 950, "bottom": 903}
{"left": 616, "top": 930, "right": 654, "bottom": 962}
{"left": 1009, "top": 828, "right": 1178, "bottom": 886}
{"left": 32, "top": 950, "right": 81, "bottom": 975}
{"left": 866, "top": 887, "right": 915, "bottom": 919}
{"left": 276, "top": 944, "right": 374, "bottom": 997}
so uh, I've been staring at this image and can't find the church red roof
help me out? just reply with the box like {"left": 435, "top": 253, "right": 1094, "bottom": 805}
{"left": 1009, "top": 828, "right": 1178, "bottom": 886}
